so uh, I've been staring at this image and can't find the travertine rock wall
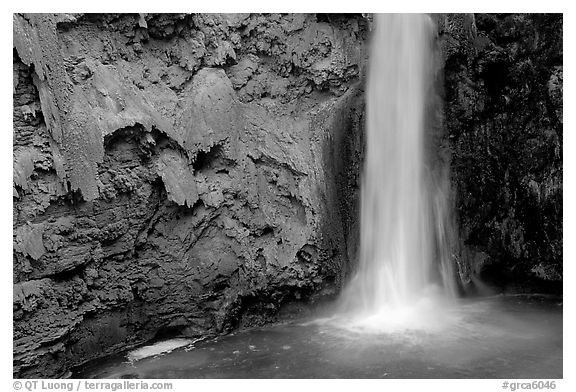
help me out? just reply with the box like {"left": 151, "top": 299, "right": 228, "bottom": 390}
{"left": 13, "top": 12, "right": 562, "bottom": 378}
{"left": 13, "top": 13, "right": 368, "bottom": 377}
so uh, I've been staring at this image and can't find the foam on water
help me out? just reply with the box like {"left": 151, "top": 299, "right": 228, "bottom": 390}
{"left": 127, "top": 338, "right": 194, "bottom": 362}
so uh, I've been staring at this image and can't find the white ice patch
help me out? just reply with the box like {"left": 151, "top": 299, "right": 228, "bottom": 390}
{"left": 127, "top": 338, "right": 193, "bottom": 362}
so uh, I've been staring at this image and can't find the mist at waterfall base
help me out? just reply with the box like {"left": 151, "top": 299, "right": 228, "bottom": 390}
{"left": 75, "top": 15, "right": 562, "bottom": 379}
{"left": 76, "top": 295, "right": 561, "bottom": 378}
{"left": 333, "top": 13, "right": 458, "bottom": 334}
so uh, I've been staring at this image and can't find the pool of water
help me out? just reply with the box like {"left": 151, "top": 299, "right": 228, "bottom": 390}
{"left": 75, "top": 295, "right": 562, "bottom": 379}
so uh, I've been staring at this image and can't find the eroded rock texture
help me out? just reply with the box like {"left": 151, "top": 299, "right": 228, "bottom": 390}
{"left": 13, "top": 13, "right": 368, "bottom": 377}
{"left": 440, "top": 14, "right": 563, "bottom": 293}
{"left": 13, "top": 12, "right": 562, "bottom": 378}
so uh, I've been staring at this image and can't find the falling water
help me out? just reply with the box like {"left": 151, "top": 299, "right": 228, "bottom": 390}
{"left": 73, "top": 14, "right": 563, "bottom": 379}
{"left": 338, "top": 14, "right": 457, "bottom": 332}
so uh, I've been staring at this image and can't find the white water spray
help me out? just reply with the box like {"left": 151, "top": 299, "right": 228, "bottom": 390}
{"left": 338, "top": 14, "right": 457, "bottom": 332}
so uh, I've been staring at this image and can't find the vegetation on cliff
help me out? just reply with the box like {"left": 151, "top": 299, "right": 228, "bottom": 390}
{"left": 443, "top": 14, "right": 562, "bottom": 291}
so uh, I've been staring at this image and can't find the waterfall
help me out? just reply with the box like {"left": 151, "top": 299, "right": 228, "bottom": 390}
{"left": 338, "top": 14, "right": 457, "bottom": 332}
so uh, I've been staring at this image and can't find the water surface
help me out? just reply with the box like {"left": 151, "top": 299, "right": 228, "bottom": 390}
{"left": 76, "top": 295, "right": 562, "bottom": 379}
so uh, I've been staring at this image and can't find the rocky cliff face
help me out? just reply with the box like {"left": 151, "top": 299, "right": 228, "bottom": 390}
{"left": 13, "top": 13, "right": 562, "bottom": 378}
{"left": 440, "top": 14, "right": 562, "bottom": 293}
{"left": 13, "top": 13, "right": 368, "bottom": 378}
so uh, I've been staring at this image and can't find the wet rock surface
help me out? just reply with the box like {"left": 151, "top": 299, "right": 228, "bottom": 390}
{"left": 441, "top": 14, "right": 562, "bottom": 293}
{"left": 13, "top": 13, "right": 562, "bottom": 378}
{"left": 13, "top": 13, "right": 368, "bottom": 377}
